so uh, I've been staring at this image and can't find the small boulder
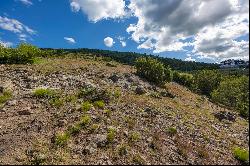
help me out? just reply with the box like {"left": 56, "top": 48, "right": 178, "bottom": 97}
{"left": 18, "top": 107, "right": 33, "bottom": 115}
{"left": 109, "top": 74, "right": 120, "bottom": 82}
{"left": 7, "top": 100, "right": 17, "bottom": 106}
{"left": 135, "top": 86, "right": 147, "bottom": 95}
{"left": 58, "top": 119, "right": 67, "bottom": 127}
{"left": 83, "top": 143, "right": 97, "bottom": 155}
{"left": 95, "top": 134, "right": 107, "bottom": 148}
{"left": 214, "top": 111, "right": 236, "bottom": 122}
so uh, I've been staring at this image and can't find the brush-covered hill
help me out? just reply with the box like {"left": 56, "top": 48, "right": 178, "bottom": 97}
{"left": 0, "top": 56, "right": 248, "bottom": 165}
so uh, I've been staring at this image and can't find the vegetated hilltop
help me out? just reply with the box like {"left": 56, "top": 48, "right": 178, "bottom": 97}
{"left": 0, "top": 44, "right": 249, "bottom": 165}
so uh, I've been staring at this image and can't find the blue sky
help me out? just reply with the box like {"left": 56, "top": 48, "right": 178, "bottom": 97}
{"left": 0, "top": 0, "right": 249, "bottom": 63}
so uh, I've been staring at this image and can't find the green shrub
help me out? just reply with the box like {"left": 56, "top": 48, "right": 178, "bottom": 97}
{"left": 113, "top": 89, "right": 122, "bottom": 98}
{"left": 133, "top": 154, "right": 145, "bottom": 165}
{"left": 193, "top": 70, "right": 222, "bottom": 96}
{"left": 80, "top": 115, "right": 91, "bottom": 127}
{"left": 89, "top": 124, "right": 99, "bottom": 133}
{"left": 81, "top": 101, "right": 92, "bottom": 112}
{"left": 212, "top": 76, "right": 249, "bottom": 118}
{"left": 129, "top": 132, "right": 141, "bottom": 143}
{"left": 93, "top": 100, "right": 105, "bottom": 109}
{"left": 54, "top": 132, "right": 70, "bottom": 146}
{"left": 104, "top": 109, "right": 112, "bottom": 117}
{"left": 135, "top": 57, "right": 173, "bottom": 85}
{"left": 107, "top": 128, "right": 116, "bottom": 143}
{"left": 33, "top": 88, "right": 57, "bottom": 99}
{"left": 67, "top": 123, "right": 82, "bottom": 135}
{"left": 65, "top": 95, "right": 77, "bottom": 103}
{"left": 173, "top": 71, "right": 194, "bottom": 88}
{"left": 233, "top": 147, "right": 249, "bottom": 163}
{"left": 0, "top": 89, "right": 12, "bottom": 104}
{"left": 118, "top": 144, "right": 128, "bottom": 156}
{"left": 166, "top": 127, "right": 177, "bottom": 136}
{"left": 49, "top": 97, "right": 64, "bottom": 108}
{"left": 0, "top": 43, "right": 41, "bottom": 64}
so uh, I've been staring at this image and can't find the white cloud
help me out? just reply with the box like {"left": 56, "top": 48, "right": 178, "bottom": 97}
{"left": 126, "top": 0, "right": 249, "bottom": 61}
{"left": 0, "top": 39, "right": 13, "bottom": 47}
{"left": 121, "top": 41, "right": 126, "bottom": 47}
{"left": 104, "top": 37, "right": 115, "bottom": 47}
{"left": 18, "top": 0, "right": 33, "bottom": 6}
{"left": 117, "top": 36, "right": 126, "bottom": 47}
{"left": 69, "top": 0, "right": 126, "bottom": 22}
{"left": 64, "top": 37, "right": 76, "bottom": 44}
{"left": 70, "top": 1, "right": 80, "bottom": 12}
{"left": 185, "top": 56, "right": 196, "bottom": 62}
{"left": 69, "top": 0, "right": 249, "bottom": 62}
{"left": 19, "top": 34, "right": 28, "bottom": 41}
{"left": 0, "top": 16, "right": 36, "bottom": 41}
{"left": 0, "top": 16, "right": 35, "bottom": 34}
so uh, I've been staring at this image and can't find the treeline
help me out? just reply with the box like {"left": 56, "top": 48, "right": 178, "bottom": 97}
{"left": 0, "top": 44, "right": 219, "bottom": 71}
{"left": 42, "top": 48, "right": 219, "bottom": 71}
{"left": 135, "top": 57, "right": 249, "bottom": 118}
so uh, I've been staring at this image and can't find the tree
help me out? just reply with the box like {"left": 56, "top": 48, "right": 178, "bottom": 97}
{"left": 193, "top": 70, "right": 222, "bottom": 96}
{"left": 135, "top": 57, "right": 173, "bottom": 85}
{"left": 211, "top": 76, "right": 249, "bottom": 118}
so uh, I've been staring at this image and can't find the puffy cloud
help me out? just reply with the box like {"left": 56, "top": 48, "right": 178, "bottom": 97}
{"left": 64, "top": 37, "right": 76, "bottom": 44}
{"left": 69, "top": 0, "right": 126, "bottom": 22}
{"left": 18, "top": 0, "right": 33, "bottom": 6}
{"left": 104, "top": 37, "right": 115, "bottom": 47}
{"left": 126, "top": 0, "right": 249, "bottom": 61}
{"left": 0, "top": 16, "right": 36, "bottom": 41}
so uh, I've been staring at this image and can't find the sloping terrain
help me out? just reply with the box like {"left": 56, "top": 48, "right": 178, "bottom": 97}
{"left": 0, "top": 57, "right": 248, "bottom": 165}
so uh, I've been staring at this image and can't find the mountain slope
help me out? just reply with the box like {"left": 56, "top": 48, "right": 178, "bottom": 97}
{"left": 0, "top": 57, "right": 248, "bottom": 165}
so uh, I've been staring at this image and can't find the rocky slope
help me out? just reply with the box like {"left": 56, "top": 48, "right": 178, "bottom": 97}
{"left": 0, "top": 57, "right": 249, "bottom": 165}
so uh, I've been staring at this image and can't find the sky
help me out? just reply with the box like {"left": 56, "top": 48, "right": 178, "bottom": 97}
{"left": 0, "top": 0, "right": 249, "bottom": 63}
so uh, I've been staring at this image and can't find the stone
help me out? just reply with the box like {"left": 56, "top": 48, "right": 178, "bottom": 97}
{"left": 18, "top": 107, "right": 33, "bottom": 115}
{"left": 58, "top": 119, "right": 67, "bottom": 127}
{"left": 83, "top": 143, "right": 97, "bottom": 155}
{"left": 123, "top": 83, "right": 129, "bottom": 89}
{"left": 0, "top": 86, "right": 4, "bottom": 93}
{"left": 135, "top": 86, "right": 147, "bottom": 95}
{"left": 109, "top": 74, "right": 120, "bottom": 82}
{"left": 95, "top": 134, "right": 107, "bottom": 148}
{"left": 123, "top": 130, "right": 129, "bottom": 137}
{"left": 7, "top": 100, "right": 17, "bottom": 106}
{"left": 214, "top": 111, "right": 236, "bottom": 122}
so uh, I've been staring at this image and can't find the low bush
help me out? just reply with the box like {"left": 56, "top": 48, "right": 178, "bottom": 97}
{"left": 233, "top": 147, "right": 249, "bottom": 163}
{"left": 81, "top": 101, "right": 92, "bottom": 112}
{"left": 33, "top": 88, "right": 57, "bottom": 99}
{"left": 173, "top": 71, "right": 194, "bottom": 89}
{"left": 135, "top": 57, "right": 173, "bottom": 85}
{"left": 0, "top": 89, "right": 12, "bottom": 104}
{"left": 54, "top": 132, "right": 70, "bottom": 147}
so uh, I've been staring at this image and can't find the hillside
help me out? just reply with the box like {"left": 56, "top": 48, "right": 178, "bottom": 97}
{"left": 0, "top": 56, "right": 248, "bottom": 165}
